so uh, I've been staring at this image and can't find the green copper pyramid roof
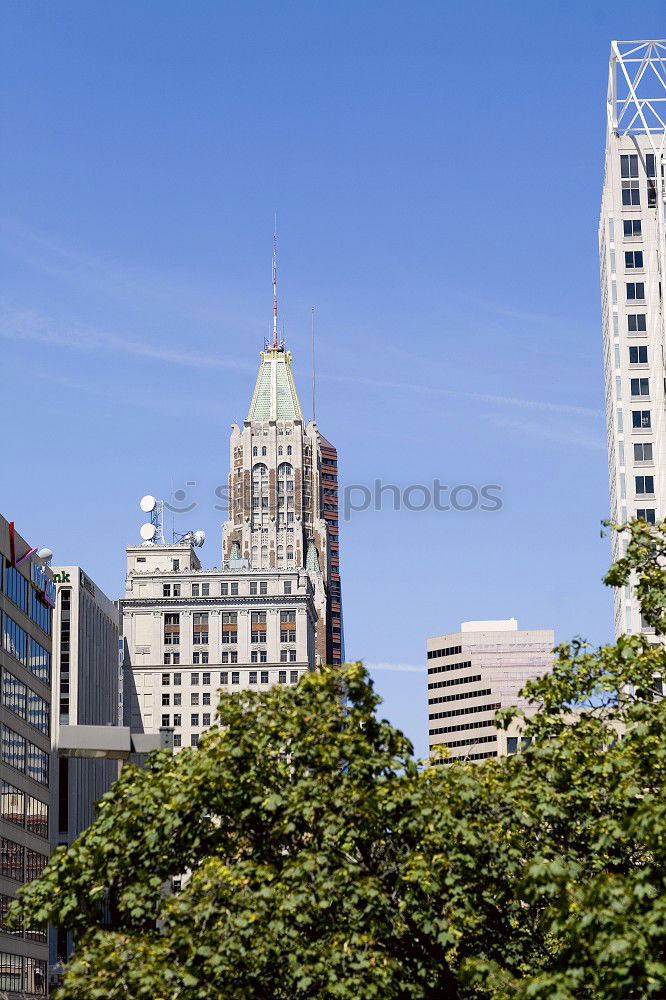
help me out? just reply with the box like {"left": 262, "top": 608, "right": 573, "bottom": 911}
{"left": 247, "top": 348, "right": 303, "bottom": 422}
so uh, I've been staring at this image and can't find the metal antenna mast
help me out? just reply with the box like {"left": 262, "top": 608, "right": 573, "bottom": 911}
{"left": 311, "top": 306, "right": 316, "bottom": 423}
{"left": 272, "top": 215, "right": 278, "bottom": 348}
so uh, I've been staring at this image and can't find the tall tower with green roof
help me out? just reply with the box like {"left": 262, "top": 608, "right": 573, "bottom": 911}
{"left": 221, "top": 244, "right": 343, "bottom": 665}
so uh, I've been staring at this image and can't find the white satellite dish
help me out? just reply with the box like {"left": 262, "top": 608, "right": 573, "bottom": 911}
{"left": 140, "top": 523, "right": 156, "bottom": 541}
{"left": 193, "top": 530, "right": 206, "bottom": 547}
{"left": 140, "top": 495, "right": 157, "bottom": 513}
{"left": 37, "top": 548, "right": 53, "bottom": 561}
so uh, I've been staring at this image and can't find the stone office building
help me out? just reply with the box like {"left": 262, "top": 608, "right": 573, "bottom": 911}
{"left": 0, "top": 514, "right": 53, "bottom": 998}
{"left": 122, "top": 540, "right": 316, "bottom": 748}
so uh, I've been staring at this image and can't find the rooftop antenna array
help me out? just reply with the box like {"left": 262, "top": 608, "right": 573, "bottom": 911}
{"left": 139, "top": 495, "right": 164, "bottom": 544}
{"left": 173, "top": 529, "right": 206, "bottom": 548}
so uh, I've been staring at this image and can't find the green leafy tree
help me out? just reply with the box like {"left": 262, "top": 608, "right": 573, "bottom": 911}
{"left": 13, "top": 520, "right": 666, "bottom": 998}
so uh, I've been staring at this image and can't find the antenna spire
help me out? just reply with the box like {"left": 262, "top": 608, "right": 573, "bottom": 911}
{"left": 311, "top": 306, "right": 316, "bottom": 423}
{"left": 272, "top": 215, "right": 278, "bottom": 349}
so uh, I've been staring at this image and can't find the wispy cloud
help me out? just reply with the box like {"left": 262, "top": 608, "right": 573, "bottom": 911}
{"left": 365, "top": 662, "right": 425, "bottom": 674}
{"left": 0, "top": 308, "right": 254, "bottom": 374}
{"left": 321, "top": 371, "right": 600, "bottom": 417}
{"left": 0, "top": 303, "right": 600, "bottom": 421}
{"left": 488, "top": 414, "right": 606, "bottom": 451}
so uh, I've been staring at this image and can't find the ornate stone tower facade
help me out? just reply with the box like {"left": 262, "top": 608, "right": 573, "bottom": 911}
{"left": 222, "top": 343, "right": 343, "bottom": 665}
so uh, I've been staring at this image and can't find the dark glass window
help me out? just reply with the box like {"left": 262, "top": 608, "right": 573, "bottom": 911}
{"left": 0, "top": 895, "right": 22, "bottom": 935}
{"left": 621, "top": 153, "right": 639, "bottom": 177}
{"left": 628, "top": 313, "right": 647, "bottom": 332}
{"left": 28, "top": 640, "right": 50, "bottom": 684}
{"left": 634, "top": 443, "right": 653, "bottom": 461}
{"left": 3, "top": 563, "right": 27, "bottom": 610}
{"left": 637, "top": 508, "right": 656, "bottom": 523}
{"left": 623, "top": 219, "right": 642, "bottom": 237}
{"left": 629, "top": 345, "right": 648, "bottom": 364}
{"left": 0, "top": 783, "right": 24, "bottom": 829}
{"left": 0, "top": 839, "right": 23, "bottom": 881}
{"left": 0, "top": 951, "right": 23, "bottom": 992}
{"left": 24, "top": 849, "right": 47, "bottom": 882}
{"left": 232, "top": 672, "right": 240, "bottom": 685}
{"left": 260, "top": 671, "right": 269, "bottom": 684}
{"left": 636, "top": 476, "right": 654, "bottom": 494}
{"left": 631, "top": 377, "right": 650, "bottom": 396}
{"left": 632, "top": 410, "right": 651, "bottom": 428}
{"left": 625, "top": 250, "right": 643, "bottom": 269}
{"left": 626, "top": 282, "right": 645, "bottom": 300}
{"left": 2, "top": 672, "right": 26, "bottom": 720}
{"left": 26, "top": 743, "right": 49, "bottom": 786}
{"left": 29, "top": 591, "right": 51, "bottom": 635}
{"left": 2, "top": 618, "right": 27, "bottom": 666}
{"left": 1, "top": 728, "right": 25, "bottom": 775}
{"left": 27, "top": 691, "right": 49, "bottom": 735}
{"left": 26, "top": 796, "right": 48, "bottom": 839}
{"left": 278, "top": 670, "right": 287, "bottom": 684}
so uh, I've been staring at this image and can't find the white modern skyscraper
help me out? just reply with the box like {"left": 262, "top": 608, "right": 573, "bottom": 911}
{"left": 599, "top": 40, "right": 666, "bottom": 637}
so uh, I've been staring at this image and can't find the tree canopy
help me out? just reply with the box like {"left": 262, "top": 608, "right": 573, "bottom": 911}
{"left": 13, "top": 519, "right": 666, "bottom": 998}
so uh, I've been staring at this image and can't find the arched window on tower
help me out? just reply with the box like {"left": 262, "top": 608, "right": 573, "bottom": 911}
{"left": 277, "top": 463, "right": 293, "bottom": 529}
{"left": 251, "top": 464, "right": 269, "bottom": 529}
{"left": 287, "top": 445, "right": 292, "bottom": 456}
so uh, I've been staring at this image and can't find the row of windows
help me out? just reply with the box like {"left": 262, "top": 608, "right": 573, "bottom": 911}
{"left": 160, "top": 581, "right": 295, "bottom": 597}
{"left": 435, "top": 734, "right": 497, "bottom": 751}
{"left": 161, "top": 667, "right": 302, "bottom": 686}
{"left": 428, "top": 687, "right": 491, "bottom": 707}
{"left": 163, "top": 672, "right": 301, "bottom": 729}
{"left": 1, "top": 726, "right": 49, "bottom": 786}
{"left": 1, "top": 616, "right": 51, "bottom": 684}
{"left": 251, "top": 445, "right": 293, "bottom": 456}
{"left": 426, "top": 644, "right": 463, "bottom": 661}
{"left": 427, "top": 673, "right": 481, "bottom": 692}
{"left": 164, "top": 610, "right": 298, "bottom": 645}
{"left": 0, "top": 782, "right": 48, "bottom": 839}
{"left": 429, "top": 702, "right": 501, "bottom": 722}
{"left": 1, "top": 564, "right": 52, "bottom": 636}
{"left": 430, "top": 750, "right": 498, "bottom": 765}
{"left": 0, "top": 837, "right": 47, "bottom": 883}
{"left": 427, "top": 659, "right": 472, "bottom": 676}
{"left": 429, "top": 718, "right": 497, "bottom": 738}
{"left": 0, "top": 951, "right": 46, "bottom": 995}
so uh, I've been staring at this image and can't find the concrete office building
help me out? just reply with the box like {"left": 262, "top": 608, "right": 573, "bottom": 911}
{"left": 122, "top": 540, "right": 317, "bottom": 747}
{"left": 427, "top": 619, "right": 554, "bottom": 765}
{"left": 50, "top": 566, "right": 121, "bottom": 971}
{"left": 599, "top": 40, "right": 666, "bottom": 636}
{"left": 0, "top": 515, "right": 53, "bottom": 998}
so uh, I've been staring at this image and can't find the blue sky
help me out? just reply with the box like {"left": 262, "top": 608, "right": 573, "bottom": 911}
{"left": 1, "top": 1, "right": 664, "bottom": 758}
